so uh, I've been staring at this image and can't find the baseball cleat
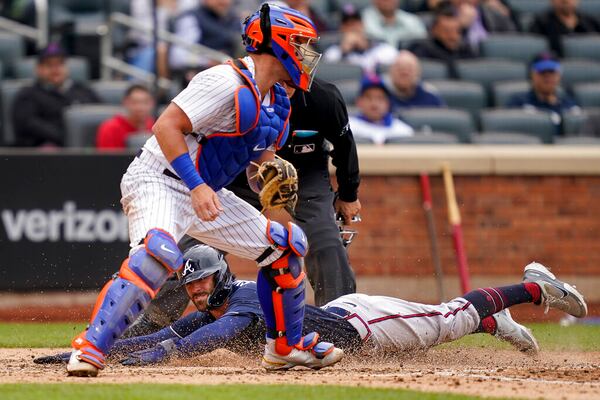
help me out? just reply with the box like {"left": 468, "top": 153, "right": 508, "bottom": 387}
{"left": 523, "top": 262, "right": 588, "bottom": 318}
{"left": 493, "top": 309, "right": 539, "bottom": 354}
{"left": 66, "top": 350, "right": 100, "bottom": 377}
{"left": 261, "top": 338, "right": 343, "bottom": 371}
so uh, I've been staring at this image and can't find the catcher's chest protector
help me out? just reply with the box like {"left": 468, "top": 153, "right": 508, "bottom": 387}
{"left": 195, "top": 59, "right": 291, "bottom": 191}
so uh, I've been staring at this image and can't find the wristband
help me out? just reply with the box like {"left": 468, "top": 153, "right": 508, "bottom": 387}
{"left": 170, "top": 153, "right": 204, "bottom": 190}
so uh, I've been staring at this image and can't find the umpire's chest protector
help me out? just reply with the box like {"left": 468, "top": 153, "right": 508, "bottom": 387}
{"left": 195, "top": 59, "right": 291, "bottom": 191}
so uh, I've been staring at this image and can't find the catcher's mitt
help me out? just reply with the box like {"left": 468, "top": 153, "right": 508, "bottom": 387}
{"left": 255, "top": 156, "right": 298, "bottom": 215}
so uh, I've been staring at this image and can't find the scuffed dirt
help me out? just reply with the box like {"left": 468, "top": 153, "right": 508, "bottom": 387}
{"left": 2, "top": 348, "right": 599, "bottom": 399}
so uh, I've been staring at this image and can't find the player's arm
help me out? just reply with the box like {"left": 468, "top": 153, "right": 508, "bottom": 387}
{"left": 322, "top": 84, "right": 361, "bottom": 223}
{"left": 153, "top": 103, "right": 223, "bottom": 221}
{"left": 246, "top": 149, "right": 276, "bottom": 193}
{"left": 120, "top": 313, "right": 255, "bottom": 365}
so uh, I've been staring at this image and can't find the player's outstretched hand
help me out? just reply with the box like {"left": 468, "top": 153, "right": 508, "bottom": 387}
{"left": 33, "top": 351, "right": 71, "bottom": 364}
{"left": 191, "top": 184, "right": 223, "bottom": 221}
{"left": 120, "top": 338, "right": 178, "bottom": 366}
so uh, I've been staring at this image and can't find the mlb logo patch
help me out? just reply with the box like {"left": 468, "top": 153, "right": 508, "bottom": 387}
{"left": 294, "top": 144, "right": 315, "bottom": 154}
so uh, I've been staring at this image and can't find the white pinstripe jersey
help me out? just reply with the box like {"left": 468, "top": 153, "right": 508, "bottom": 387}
{"left": 141, "top": 56, "right": 273, "bottom": 175}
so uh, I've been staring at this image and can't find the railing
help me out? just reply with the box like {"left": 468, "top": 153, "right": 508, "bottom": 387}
{"left": 98, "top": 12, "right": 231, "bottom": 89}
{"left": 0, "top": 0, "right": 48, "bottom": 49}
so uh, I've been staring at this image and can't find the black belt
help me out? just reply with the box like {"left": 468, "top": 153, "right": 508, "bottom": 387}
{"left": 136, "top": 149, "right": 181, "bottom": 181}
{"left": 323, "top": 306, "right": 352, "bottom": 318}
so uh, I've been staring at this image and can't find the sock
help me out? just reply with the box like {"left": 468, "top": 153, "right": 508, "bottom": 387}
{"left": 524, "top": 282, "right": 541, "bottom": 304}
{"left": 475, "top": 316, "right": 497, "bottom": 334}
{"left": 463, "top": 284, "right": 535, "bottom": 320}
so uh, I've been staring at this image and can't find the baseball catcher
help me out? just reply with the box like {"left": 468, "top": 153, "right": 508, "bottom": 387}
{"left": 36, "top": 244, "right": 587, "bottom": 367}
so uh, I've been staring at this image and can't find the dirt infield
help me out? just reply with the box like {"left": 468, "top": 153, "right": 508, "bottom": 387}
{"left": 2, "top": 348, "right": 599, "bottom": 399}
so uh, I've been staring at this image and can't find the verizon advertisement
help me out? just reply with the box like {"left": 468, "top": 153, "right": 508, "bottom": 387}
{"left": 0, "top": 153, "right": 134, "bottom": 290}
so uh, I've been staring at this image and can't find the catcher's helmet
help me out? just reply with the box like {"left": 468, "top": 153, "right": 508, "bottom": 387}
{"left": 242, "top": 3, "right": 321, "bottom": 91}
{"left": 180, "top": 244, "right": 234, "bottom": 309}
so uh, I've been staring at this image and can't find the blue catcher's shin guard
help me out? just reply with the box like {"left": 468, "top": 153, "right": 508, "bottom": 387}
{"left": 72, "top": 229, "right": 183, "bottom": 368}
{"left": 257, "top": 221, "right": 308, "bottom": 355}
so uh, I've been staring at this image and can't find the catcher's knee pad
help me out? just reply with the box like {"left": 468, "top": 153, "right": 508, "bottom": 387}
{"left": 257, "top": 221, "right": 308, "bottom": 355}
{"left": 76, "top": 229, "right": 183, "bottom": 355}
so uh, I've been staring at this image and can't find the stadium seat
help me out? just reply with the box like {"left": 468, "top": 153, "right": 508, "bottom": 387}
{"left": 398, "top": 108, "right": 474, "bottom": 143}
{"left": 563, "top": 35, "right": 600, "bottom": 62}
{"left": 480, "top": 34, "right": 548, "bottom": 63}
{"left": 555, "top": 136, "right": 600, "bottom": 145}
{"left": 15, "top": 57, "right": 91, "bottom": 82}
{"left": 505, "top": 0, "right": 549, "bottom": 15}
{"left": 492, "top": 80, "right": 531, "bottom": 107}
{"left": 560, "top": 59, "right": 600, "bottom": 89}
{"left": 480, "top": 108, "right": 556, "bottom": 143}
{"left": 126, "top": 132, "right": 152, "bottom": 150}
{"left": 90, "top": 80, "right": 131, "bottom": 104}
{"left": 318, "top": 32, "right": 342, "bottom": 53}
{"left": 456, "top": 59, "right": 526, "bottom": 93}
{"left": 64, "top": 104, "right": 122, "bottom": 147}
{"left": 427, "top": 79, "right": 486, "bottom": 120}
{"left": 472, "top": 131, "right": 543, "bottom": 145}
{"left": 0, "top": 32, "right": 25, "bottom": 77}
{"left": 385, "top": 132, "right": 459, "bottom": 144}
{"left": 562, "top": 110, "right": 588, "bottom": 136}
{"left": 580, "top": 0, "right": 600, "bottom": 18}
{"left": 315, "top": 62, "right": 363, "bottom": 83}
{"left": 334, "top": 79, "right": 361, "bottom": 105}
{"left": 379, "top": 58, "right": 449, "bottom": 80}
{"left": 1, "top": 79, "right": 32, "bottom": 146}
{"left": 573, "top": 82, "right": 600, "bottom": 108}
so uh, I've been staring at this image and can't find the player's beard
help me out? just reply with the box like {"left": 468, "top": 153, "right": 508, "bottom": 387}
{"left": 191, "top": 292, "right": 211, "bottom": 311}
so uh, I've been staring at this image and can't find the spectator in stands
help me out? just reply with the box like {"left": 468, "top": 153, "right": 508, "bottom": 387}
{"left": 530, "top": 0, "right": 600, "bottom": 57}
{"left": 386, "top": 50, "right": 446, "bottom": 109}
{"left": 286, "top": 0, "right": 332, "bottom": 32}
{"left": 361, "top": 0, "right": 427, "bottom": 48}
{"left": 12, "top": 44, "right": 99, "bottom": 147}
{"left": 409, "top": 1, "right": 477, "bottom": 78}
{"left": 506, "top": 52, "right": 581, "bottom": 135}
{"left": 322, "top": 4, "right": 397, "bottom": 73}
{"left": 127, "top": 0, "right": 197, "bottom": 74}
{"left": 349, "top": 74, "right": 414, "bottom": 145}
{"left": 96, "top": 85, "right": 156, "bottom": 149}
{"left": 450, "top": 0, "right": 516, "bottom": 53}
{"left": 169, "top": 0, "right": 241, "bottom": 78}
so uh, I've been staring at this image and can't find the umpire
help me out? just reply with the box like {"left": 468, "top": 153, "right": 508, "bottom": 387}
{"left": 227, "top": 77, "right": 361, "bottom": 306}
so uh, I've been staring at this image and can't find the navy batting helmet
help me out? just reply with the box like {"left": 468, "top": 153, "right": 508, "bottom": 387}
{"left": 180, "top": 244, "right": 234, "bottom": 309}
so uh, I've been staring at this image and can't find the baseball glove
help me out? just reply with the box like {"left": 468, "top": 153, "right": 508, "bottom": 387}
{"left": 255, "top": 156, "right": 299, "bottom": 215}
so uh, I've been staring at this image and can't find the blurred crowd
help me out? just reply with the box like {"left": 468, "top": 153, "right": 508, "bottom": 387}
{"left": 1, "top": 0, "right": 600, "bottom": 148}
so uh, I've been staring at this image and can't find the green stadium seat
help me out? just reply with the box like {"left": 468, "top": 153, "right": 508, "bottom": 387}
{"left": 15, "top": 57, "right": 91, "bottom": 82}
{"left": 334, "top": 79, "right": 361, "bottom": 106}
{"left": 505, "top": 0, "right": 549, "bottom": 15}
{"left": 64, "top": 104, "right": 123, "bottom": 147}
{"left": 492, "top": 80, "right": 530, "bottom": 107}
{"left": 480, "top": 34, "right": 548, "bottom": 63}
{"left": 560, "top": 59, "right": 600, "bottom": 89}
{"left": 385, "top": 132, "right": 459, "bottom": 144}
{"left": 89, "top": 80, "right": 131, "bottom": 104}
{"left": 1, "top": 79, "right": 32, "bottom": 146}
{"left": 555, "top": 136, "right": 600, "bottom": 145}
{"left": 126, "top": 132, "right": 152, "bottom": 150}
{"left": 398, "top": 108, "right": 474, "bottom": 143}
{"left": 562, "top": 110, "right": 588, "bottom": 136}
{"left": 456, "top": 59, "right": 526, "bottom": 102}
{"left": 580, "top": 0, "right": 600, "bottom": 18}
{"left": 563, "top": 35, "right": 600, "bottom": 62}
{"left": 379, "top": 58, "right": 449, "bottom": 80}
{"left": 573, "top": 82, "right": 600, "bottom": 108}
{"left": 472, "top": 131, "right": 543, "bottom": 145}
{"left": 480, "top": 108, "right": 556, "bottom": 143}
{"left": 427, "top": 79, "right": 486, "bottom": 120}
{"left": 315, "top": 62, "right": 363, "bottom": 83}
{"left": 0, "top": 32, "right": 26, "bottom": 77}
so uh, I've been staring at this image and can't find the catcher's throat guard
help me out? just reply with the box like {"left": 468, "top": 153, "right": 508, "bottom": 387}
{"left": 257, "top": 220, "right": 309, "bottom": 355}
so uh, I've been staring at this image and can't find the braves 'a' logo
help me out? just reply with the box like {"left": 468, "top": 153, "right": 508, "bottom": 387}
{"left": 182, "top": 260, "right": 195, "bottom": 277}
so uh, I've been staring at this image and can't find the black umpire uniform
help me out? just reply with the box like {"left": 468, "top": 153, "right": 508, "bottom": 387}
{"left": 122, "top": 78, "right": 361, "bottom": 338}
{"left": 227, "top": 77, "right": 361, "bottom": 306}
